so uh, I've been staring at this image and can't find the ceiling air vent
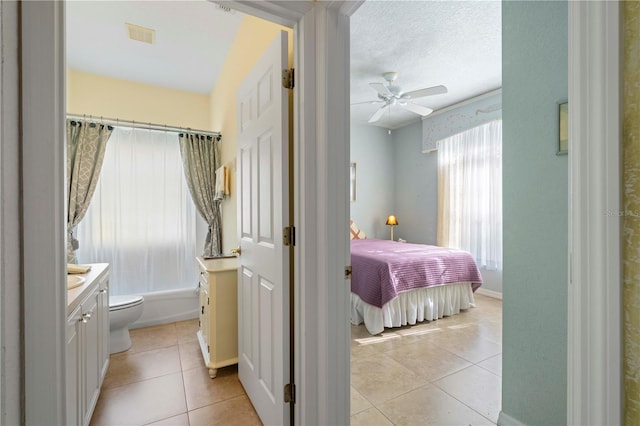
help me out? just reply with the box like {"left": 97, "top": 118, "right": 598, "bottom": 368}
{"left": 125, "top": 23, "right": 155, "bottom": 45}
{"left": 217, "top": 4, "right": 235, "bottom": 13}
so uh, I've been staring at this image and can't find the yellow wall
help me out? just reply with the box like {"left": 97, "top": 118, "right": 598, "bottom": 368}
{"left": 67, "top": 69, "right": 211, "bottom": 130}
{"left": 67, "top": 14, "right": 291, "bottom": 255}
{"left": 209, "top": 15, "right": 292, "bottom": 252}
{"left": 624, "top": 2, "right": 640, "bottom": 424}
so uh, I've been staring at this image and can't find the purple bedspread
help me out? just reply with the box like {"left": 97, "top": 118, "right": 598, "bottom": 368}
{"left": 350, "top": 239, "right": 483, "bottom": 308}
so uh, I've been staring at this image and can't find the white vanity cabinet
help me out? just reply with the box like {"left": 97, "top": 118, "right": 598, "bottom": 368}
{"left": 66, "top": 264, "right": 109, "bottom": 426}
{"left": 196, "top": 257, "right": 238, "bottom": 378}
{"left": 97, "top": 276, "right": 110, "bottom": 380}
{"left": 66, "top": 305, "right": 82, "bottom": 426}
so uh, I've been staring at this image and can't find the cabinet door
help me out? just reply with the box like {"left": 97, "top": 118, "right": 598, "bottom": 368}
{"left": 199, "top": 284, "right": 210, "bottom": 359}
{"left": 213, "top": 271, "right": 238, "bottom": 363}
{"left": 82, "top": 290, "right": 100, "bottom": 426}
{"left": 66, "top": 307, "right": 82, "bottom": 426}
{"left": 97, "top": 277, "right": 109, "bottom": 383}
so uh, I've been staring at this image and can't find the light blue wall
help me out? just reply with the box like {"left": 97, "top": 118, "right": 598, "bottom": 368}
{"left": 392, "top": 121, "right": 438, "bottom": 245}
{"left": 501, "top": 1, "right": 567, "bottom": 425}
{"left": 350, "top": 124, "right": 395, "bottom": 239}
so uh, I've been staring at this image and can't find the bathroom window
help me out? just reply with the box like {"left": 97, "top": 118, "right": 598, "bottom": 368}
{"left": 77, "top": 126, "right": 200, "bottom": 295}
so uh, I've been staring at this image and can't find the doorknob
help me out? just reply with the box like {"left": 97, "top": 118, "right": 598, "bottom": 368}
{"left": 231, "top": 246, "right": 241, "bottom": 256}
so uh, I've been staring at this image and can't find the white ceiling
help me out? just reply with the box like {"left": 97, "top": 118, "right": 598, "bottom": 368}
{"left": 66, "top": 0, "right": 244, "bottom": 94}
{"left": 66, "top": 0, "right": 501, "bottom": 127}
{"left": 350, "top": 1, "right": 502, "bottom": 130}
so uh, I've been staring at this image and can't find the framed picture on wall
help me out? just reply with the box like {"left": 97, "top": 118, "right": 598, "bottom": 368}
{"left": 350, "top": 162, "right": 357, "bottom": 202}
{"left": 558, "top": 101, "right": 568, "bottom": 155}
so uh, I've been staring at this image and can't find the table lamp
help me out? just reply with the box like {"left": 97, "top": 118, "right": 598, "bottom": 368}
{"left": 385, "top": 215, "right": 398, "bottom": 240}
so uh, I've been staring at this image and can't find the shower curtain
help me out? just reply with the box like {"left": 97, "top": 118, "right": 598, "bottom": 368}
{"left": 76, "top": 126, "right": 201, "bottom": 296}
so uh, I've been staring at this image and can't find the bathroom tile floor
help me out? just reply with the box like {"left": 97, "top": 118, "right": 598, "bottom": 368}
{"left": 90, "top": 319, "right": 261, "bottom": 426}
{"left": 91, "top": 294, "right": 501, "bottom": 425}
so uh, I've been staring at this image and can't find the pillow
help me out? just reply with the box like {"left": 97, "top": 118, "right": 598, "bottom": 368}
{"left": 350, "top": 220, "right": 367, "bottom": 240}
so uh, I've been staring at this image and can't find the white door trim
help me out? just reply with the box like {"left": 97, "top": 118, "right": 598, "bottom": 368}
{"left": 1, "top": 1, "right": 22, "bottom": 424}
{"left": 21, "top": 1, "right": 68, "bottom": 424}
{"left": 567, "top": 1, "right": 621, "bottom": 425}
{"left": 294, "top": 4, "right": 352, "bottom": 425}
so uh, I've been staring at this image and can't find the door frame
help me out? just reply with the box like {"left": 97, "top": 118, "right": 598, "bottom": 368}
{"left": 566, "top": 2, "right": 621, "bottom": 425}
{"left": 16, "top": 1, "right": 620, "bottom": 425}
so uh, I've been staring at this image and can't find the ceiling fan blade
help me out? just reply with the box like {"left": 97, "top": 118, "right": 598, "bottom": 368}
{"left": 351, "top": 100, "right": 384, "bottom": 106}
{"left": 370, "top": 82, "right": 393, "bottom": 97}
{"left": 368, "top": 105, "right": 388, "bottom": 123}
{"left": 403, "top": 85, "right": 448, "bottom": 99}
{"left": 401, "top": 102, "right": 434, "bottom": 117}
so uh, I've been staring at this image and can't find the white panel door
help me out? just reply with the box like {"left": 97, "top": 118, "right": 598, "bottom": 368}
{"left": 237, "top": 31, "right": 289, "bottom": 426}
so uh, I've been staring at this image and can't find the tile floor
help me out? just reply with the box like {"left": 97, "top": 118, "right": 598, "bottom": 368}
{"left": 90, "top": 319, "right": 261, "bottom": 426}
{"left": 350, "top": 294, "right": 502, "bottom": 425}
{"left": 91, "top": 294, "right": 501, "bottom": 425}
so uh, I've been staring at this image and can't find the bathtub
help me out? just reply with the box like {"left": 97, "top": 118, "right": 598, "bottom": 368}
{"left": 129, "top": 287, "right": 199, "bottom": 329}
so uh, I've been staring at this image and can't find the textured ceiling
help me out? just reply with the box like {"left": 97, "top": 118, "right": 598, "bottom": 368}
{"left": 350, "top": 1, "right": 502, "bottom": 130}
{"left": 66, "top": 1, "right": 244, "bottom": 94}
{"left": 66, "top": 0, "right": 501, "bottom": 120}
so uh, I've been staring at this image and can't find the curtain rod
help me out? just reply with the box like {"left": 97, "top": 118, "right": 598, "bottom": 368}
{"left": 66, "top": 114, "right": 222, "bottom": 140}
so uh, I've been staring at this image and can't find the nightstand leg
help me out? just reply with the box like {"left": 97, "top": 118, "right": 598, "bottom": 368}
{"left": 208, "top": 368, "right": 218, "bottom": 379}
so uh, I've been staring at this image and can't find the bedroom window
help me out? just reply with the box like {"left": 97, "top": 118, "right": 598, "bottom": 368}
{"left": 76, "top": 126, "right": 199, "bottom": 295}
{"left": 437, "top": 120, "right": 503, "bottom": 270}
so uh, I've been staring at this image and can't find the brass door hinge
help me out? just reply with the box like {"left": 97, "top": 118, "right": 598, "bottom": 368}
{"left": 284, "top": 383, "right": 296, "bottom": 403}
{"left": 282, "top": 68, "right": 295, "bottom": 89}
{"left": 283, "top": 226, "right": 296, "bottom": 246}
{"left": 345, "top": 266, "right": 352, "bottom": 279}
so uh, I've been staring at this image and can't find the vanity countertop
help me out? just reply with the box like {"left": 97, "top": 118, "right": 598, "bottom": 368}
{"left": 197, "top": 256, "right": 238, "bottom": 273}
{"left": 67, "top": 263, "right": 109, "bottom": 316}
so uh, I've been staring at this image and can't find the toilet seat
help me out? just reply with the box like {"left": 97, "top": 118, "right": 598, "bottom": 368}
{"left": 109, "top": 295, "right": 144, "bottom": 312}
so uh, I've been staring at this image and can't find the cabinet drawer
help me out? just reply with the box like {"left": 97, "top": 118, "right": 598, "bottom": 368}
{"left": 199, "top": 271, "right": 209, "bottom": 289}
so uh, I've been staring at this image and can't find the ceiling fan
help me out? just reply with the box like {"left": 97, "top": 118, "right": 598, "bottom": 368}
{"left": 353, "top": 72, "right": 448, "bottom": 123}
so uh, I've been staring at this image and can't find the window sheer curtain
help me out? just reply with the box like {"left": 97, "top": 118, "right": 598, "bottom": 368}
{"left": 76, "top": 127, "right": 200, "bottom": 296}
{"left": 437, "top": 120, "right": 503, "bottom": 270}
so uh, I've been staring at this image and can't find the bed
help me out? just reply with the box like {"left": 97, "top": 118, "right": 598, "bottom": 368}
{"left": 350, "top": 226, "right": 483, "bottom": 335}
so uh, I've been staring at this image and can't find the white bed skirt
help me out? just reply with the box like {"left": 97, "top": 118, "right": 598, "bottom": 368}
{"left": 351, "top": 282, "right": 476, "bottom": 335}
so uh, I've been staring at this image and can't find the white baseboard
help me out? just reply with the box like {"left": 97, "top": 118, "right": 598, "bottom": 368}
{"left": 498, "top": 411, "right": 527, "bottom": 426}
{"left": 476, "top": 287, "right": 503, "bottom": 300}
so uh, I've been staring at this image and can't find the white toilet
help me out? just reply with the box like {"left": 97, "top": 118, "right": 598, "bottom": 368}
{"left": 109, "top": 295, "right": 144, "bottom": 354}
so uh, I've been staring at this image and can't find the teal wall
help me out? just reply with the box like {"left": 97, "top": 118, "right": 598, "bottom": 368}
{"left": 350, "top": 124, "right": 395, "bottom": 239}
{"left": 501, "top": 1, "right": 568, "bottom": 425}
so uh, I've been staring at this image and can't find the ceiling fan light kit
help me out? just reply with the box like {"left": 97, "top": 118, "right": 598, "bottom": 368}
{"left": 358, "top": 72, "right": 448, "bottom": 124}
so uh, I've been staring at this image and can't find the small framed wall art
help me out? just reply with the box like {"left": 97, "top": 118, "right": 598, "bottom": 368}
{"left": 558, "top": 101, "right": 568, "bottom": 155}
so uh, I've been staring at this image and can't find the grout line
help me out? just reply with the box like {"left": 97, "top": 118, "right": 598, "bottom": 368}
{"left": 431, "top": 381, "right": 499, "bottom": 425}
{"left": 179, "top": 357, "right": 190, "bottom": 422}
{"left": 368, "top": 406, "right": 397, "bottom": 425}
